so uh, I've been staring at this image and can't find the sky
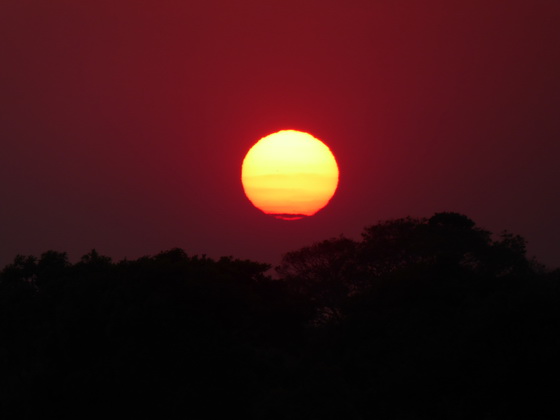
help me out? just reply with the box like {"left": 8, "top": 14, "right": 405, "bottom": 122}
{"left": 1, "top": 0, "right": 559, "bottom": 269}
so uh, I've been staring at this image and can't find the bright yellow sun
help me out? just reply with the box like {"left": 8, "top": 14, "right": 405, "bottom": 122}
{"left": 241, "top": 130, "right": 339, "bottom": 220}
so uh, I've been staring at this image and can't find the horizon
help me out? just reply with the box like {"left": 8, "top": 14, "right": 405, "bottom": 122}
{"left": 2, "top": 211, "right": 557, "bottom": 273}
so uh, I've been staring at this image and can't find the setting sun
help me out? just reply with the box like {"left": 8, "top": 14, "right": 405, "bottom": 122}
{"left": 241, "top": 130, "right": 339, "bottom": 220}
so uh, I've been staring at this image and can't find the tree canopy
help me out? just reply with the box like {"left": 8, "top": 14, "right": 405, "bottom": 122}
{"left": 1, "top": 213, "right": 558, "bottom": 419}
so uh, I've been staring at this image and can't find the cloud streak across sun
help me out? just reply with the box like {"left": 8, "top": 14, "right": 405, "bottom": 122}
{"left": 241, "top": 130, "right": 339, "bottom": 220}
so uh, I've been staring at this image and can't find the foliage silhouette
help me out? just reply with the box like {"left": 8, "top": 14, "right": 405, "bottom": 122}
{"left": 1, "top": 213, "right": 559, "bottom": 419}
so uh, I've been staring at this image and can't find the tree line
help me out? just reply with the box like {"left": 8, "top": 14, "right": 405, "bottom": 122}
{"left": 1, "top": 212, "right": 559, "bottom": 419}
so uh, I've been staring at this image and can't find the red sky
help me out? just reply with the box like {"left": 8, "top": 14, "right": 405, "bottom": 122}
{"left": 1, "top": 0, "right": 559, "bottom": 268}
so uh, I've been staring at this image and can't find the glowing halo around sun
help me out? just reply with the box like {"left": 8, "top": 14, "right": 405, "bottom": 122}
{"left": 241, "top": 130, "right": 339, "bottom": 220}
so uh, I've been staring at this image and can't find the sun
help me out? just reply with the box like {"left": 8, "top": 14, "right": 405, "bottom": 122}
{"left": 241, "top": 130, "right": 339, "bottom": 220}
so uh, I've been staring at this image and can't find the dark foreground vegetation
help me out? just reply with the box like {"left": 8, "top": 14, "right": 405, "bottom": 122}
{"left": 1, "top": 213, "right": 559, "bottom": 419}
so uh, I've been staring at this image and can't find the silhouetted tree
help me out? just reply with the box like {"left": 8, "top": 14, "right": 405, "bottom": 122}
{"left": 0, "top": 213, "right": 558, "bottom": 419}
{"left": 276, "top": 212, "right": 560, "bottom": 419}
{"left": 277, "top": 236, "right": 359, "bottom": 324}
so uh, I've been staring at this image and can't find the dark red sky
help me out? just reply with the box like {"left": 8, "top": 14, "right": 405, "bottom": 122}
{"left": 1, "top": 0, "right": 559, "bottom": 268}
